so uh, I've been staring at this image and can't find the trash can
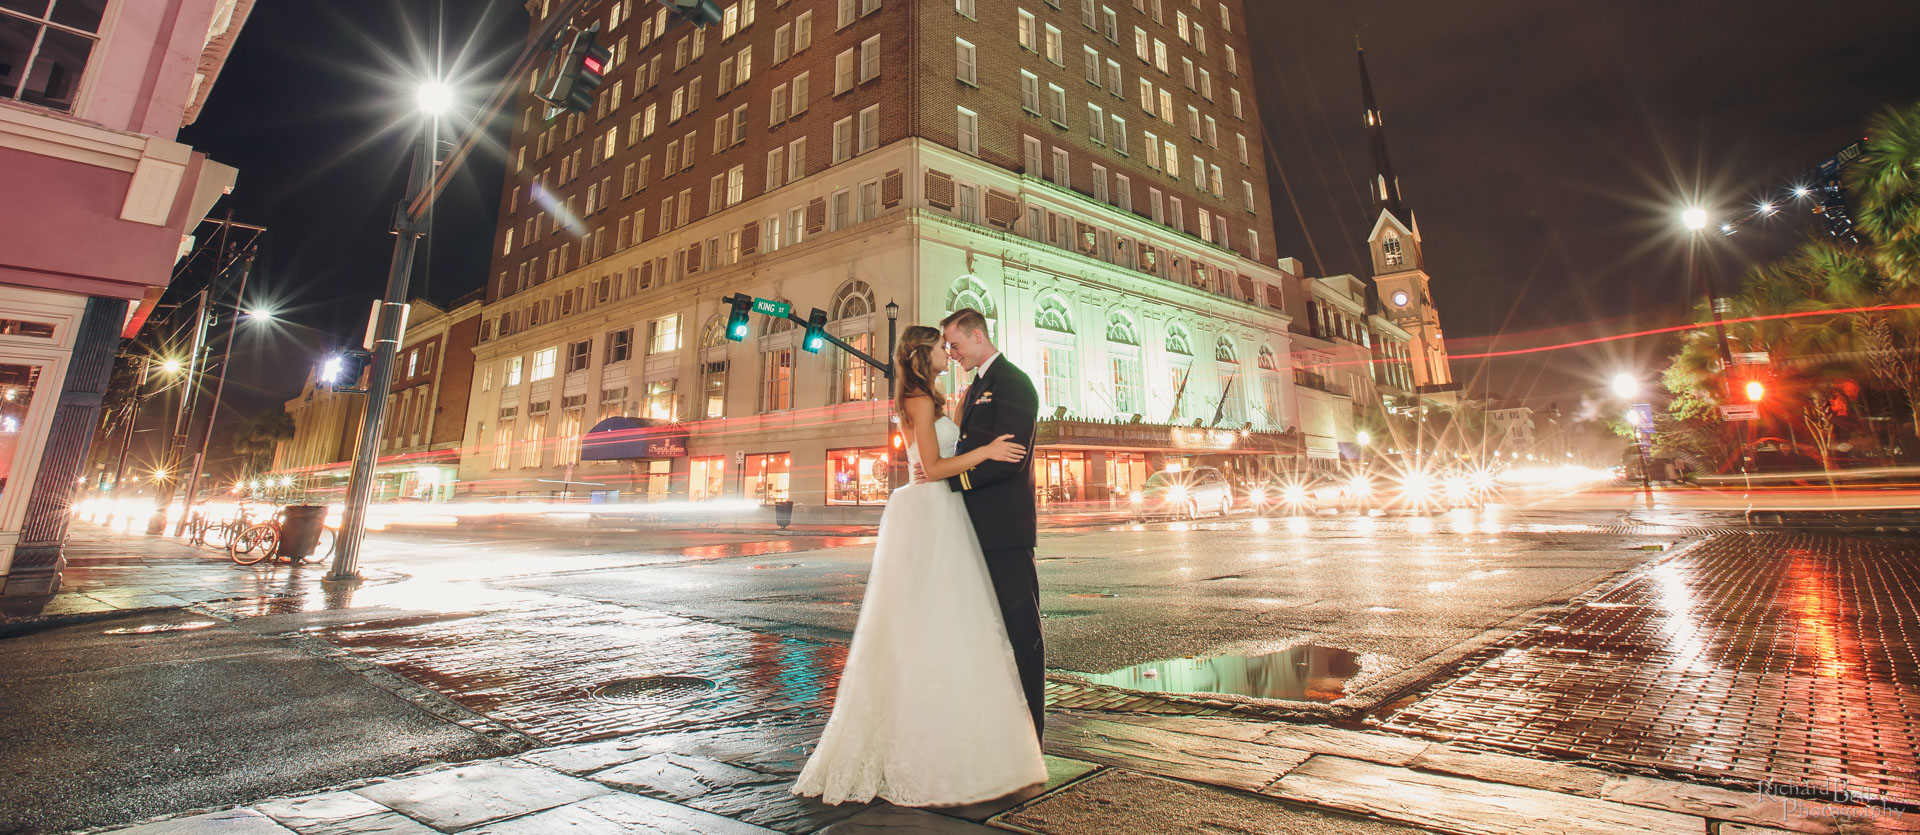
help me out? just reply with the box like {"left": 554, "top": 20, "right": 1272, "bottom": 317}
{"left": 278, "top": 505, "right": 329, "bottom": 558}
{"left": 773, "top": 500, "right": 795, "bottom": 530}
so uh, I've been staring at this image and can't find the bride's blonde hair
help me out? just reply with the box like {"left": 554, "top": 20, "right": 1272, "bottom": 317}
{"left": 893, "top": 325, "right": 946, "bottom": 428}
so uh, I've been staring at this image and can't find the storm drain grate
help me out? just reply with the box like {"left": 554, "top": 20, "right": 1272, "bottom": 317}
{"left": 589, "top": 675, "right": 718, "bottom": 703}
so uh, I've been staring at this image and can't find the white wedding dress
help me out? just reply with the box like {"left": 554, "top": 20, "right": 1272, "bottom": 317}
{"left": 792, "top": 415, "right": 1047, "bottom": 807}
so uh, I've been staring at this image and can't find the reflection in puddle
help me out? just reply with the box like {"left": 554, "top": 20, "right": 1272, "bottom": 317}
{"left": 102, "top": 620, "right": 218, "bottom": 635}
{"left": 1078, "top": 644, "right": 1361, "bottom": 702}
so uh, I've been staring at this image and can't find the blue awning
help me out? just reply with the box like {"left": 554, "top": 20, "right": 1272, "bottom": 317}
{"left": 581, "top": 417, "right": 689, "bottom": 460}
{"left": 1337, "top": 442, "right": 1362, "bottom": 460}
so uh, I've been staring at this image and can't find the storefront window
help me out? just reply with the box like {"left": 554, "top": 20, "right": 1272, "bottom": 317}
{"left": 827, "top": 447, "right": 890, "bottom": 505}
{"left": 746, "top": 453, "right": 790, "bottom": 503}
{"left": 1106, "top": 452, "right": 1148, "bottom": 500}
{"left": 0, "top": 364, "right": 42, "bottom": 500}
{"left": 646, "top": 459, "right": 672, "bottom": 498}
{"left": 1037, "top": 450, "right": 1087, "bottom": 506}
{"left": 690, "top": 456, "right": 725, "bottom": 500}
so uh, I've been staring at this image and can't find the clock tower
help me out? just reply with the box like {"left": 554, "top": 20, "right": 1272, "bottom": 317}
{"left": 1358, "top": 41, "right": 1452, "bottom": 389}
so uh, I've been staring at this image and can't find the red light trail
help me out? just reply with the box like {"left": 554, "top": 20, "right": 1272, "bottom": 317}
{"left": 1444, "top": 303, "right": 1920, "bottom": 361}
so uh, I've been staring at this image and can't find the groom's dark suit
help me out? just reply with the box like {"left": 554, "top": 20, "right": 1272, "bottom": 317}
{"left": 947, "top": 353, "right": 1045, "bottom": 737}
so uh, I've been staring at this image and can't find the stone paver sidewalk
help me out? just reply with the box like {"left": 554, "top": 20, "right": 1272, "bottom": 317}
{"left": 94, "top": 708, "right": 1915, "bottom": 835}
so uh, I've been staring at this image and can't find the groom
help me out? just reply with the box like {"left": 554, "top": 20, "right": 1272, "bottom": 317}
{"left": 935, "top": 308, "right": 1045, "bottom": 738}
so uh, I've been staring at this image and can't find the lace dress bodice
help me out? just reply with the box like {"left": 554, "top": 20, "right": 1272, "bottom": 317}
{"left": 905, "top": 416, "right": 961, "bottom": 473}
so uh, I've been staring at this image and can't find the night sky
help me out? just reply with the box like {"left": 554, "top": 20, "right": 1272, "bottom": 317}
{"left": 171, "top": 0, "right": 1920, "bottom": 440}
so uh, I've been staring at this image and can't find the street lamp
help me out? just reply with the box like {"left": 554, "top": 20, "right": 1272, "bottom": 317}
{"left": 160, "top": 358, "right": 184, "bottom": 374}
{"left": 1610, "top": 373, "right": 1637, "bottom": 400}
{"left": 331, "top": 80, "right": 448, "bottom": 582}
{"left": 1682, "top": 207, "right": 1708, "bottom": 231}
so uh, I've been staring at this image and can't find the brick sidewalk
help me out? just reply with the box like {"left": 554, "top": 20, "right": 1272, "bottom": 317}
{"left": 1382, "top": 532, "right": 1920, "bottom": 811}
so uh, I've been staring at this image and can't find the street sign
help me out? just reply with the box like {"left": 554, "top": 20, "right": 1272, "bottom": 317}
{"left": 752, "top": 297, "right": 791, "bottom": 318}
{"left": 1719, "top": 404, "right": 1759, "bottom": 422}
{"left": 1732, "top": 351, "right": 1770, "bottom": 366}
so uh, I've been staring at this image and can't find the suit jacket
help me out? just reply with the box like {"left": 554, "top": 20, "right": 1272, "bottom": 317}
{"left": 947, "top": 355, "right": 1039, "bottom": 550}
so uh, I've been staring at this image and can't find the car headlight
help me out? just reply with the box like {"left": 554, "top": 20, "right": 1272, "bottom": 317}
{"left": 1284, "top": 485, "right": 1307, "bottom": 504}
{"left": 1249, "top": 486, "right": 1266, "bottom": 504}
{"left": 1404, "top": 474, "right": 1432, "bottom": 500}
{"left": 1128, "top": 491, "right": 1142, "bottom": 504}
{"left": 1348, "top": 476, "right": 1371, "bottom": 496}
{"left": 1167, "top": 485, "right": 1188, "bottom": 502}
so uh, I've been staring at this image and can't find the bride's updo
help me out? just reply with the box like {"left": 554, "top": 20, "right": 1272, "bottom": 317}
{"left": 893, "top": 325, "right": 947, "bottom": 427}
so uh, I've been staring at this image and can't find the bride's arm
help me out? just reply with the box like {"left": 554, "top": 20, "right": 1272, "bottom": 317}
{"left": 902, "top": 395, "right": 1024, "bottom": 482}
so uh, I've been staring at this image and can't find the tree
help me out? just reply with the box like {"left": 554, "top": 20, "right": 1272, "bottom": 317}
{"left": 232, "top": 409, "right": 295, "bottom": 477}
{"left": 1803, "top": 389, "right": 1838, "bottom": 486}
{"left": 1847, "top": 102, "right": 1920, "bottom": 290}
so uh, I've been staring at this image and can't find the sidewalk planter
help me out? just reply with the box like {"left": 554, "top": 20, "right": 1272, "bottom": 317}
{"left": 277, "top": 505, "right": 329, "bottom": 558}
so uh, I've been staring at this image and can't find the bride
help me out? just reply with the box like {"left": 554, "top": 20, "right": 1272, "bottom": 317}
{"left": 792, "top": 325, "right": 1048, "bottom": 807}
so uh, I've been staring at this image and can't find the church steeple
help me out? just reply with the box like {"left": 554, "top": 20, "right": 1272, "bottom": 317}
{"left": 1357, "top": 38, "right": 1405, "bottom": 217}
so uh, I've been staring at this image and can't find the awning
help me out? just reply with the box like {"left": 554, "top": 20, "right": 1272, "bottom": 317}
{"left": 581, "top": 416, "right": 689, "bottom": 460}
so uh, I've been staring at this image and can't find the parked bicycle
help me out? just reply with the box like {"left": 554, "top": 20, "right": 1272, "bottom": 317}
{"left": 228, "top": 507, "right": 336, "bottom": 567}
{"left": 189, "top": 501, "right": 270, "bottom": 549}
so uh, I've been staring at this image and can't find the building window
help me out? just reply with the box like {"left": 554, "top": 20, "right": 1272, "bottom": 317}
{"left": 566, "top": 340, "right": 591, "bottom": 373}
{"left": 531, "top": 347, "right": 557, "bottom": 381}
{"left": 859, "top": 34, "right": 880, "bottom": 82}
{"left": 761, "top": 348, "right": 794, "bottom": 411}
{"left": 1041, "top": 344, "right": 1076, "bottom": 414}
{"left": 746, "top": 453, "right": 791, "bottom": 503}
{"left": 955, "top": 38, "right": 976, "bottom": 84}
{"left": 1050, "top": 148, "right": 1070, "bottom": 188}
{"left": 1047, "top": 83, "right": 1067, "bottom": 125}
{"left": 833, "top": 116, "right": 853, "bottom": 163}
{"left": 0, "top": 1, "right": 104, "bottom": 113}
{"left": 645, "top": 378, "right": 677, "bottom": 420}
{"left": 493, "top": 421, "right": 514, "bottom": 469}
{"left": 690, "top": 456, "right": 726, "bottom": 500}
{"left": 858, "top": 104, "right": 879, "bottom": 153}
{"left": 956, "top": 107, "right": 979, "bottom": 155}
{"left": 1383, "top": 233, "right": 1404, "bottom": 266}
{"left": 828, "top": 447, "right": 891, "bottom": 505}
{"left": 558, "top": 408, "right": 584, "bottom": 466}
{"left": 702, "top": 360, "right": 728, "bottom": 418}
{"left": 957, "top": 182, "right": 980, "bottom": 223}
{"left": 1110, "top": 352, "right": 1143, "bottom": 416}
{"left": 605, "top": 328, "right": 633, "bottom": 363}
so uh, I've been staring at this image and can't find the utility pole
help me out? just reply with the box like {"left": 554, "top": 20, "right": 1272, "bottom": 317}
{"left": 178, "top": 248, "right": 256, "bottom": 533}
{"left": 106, "top": 354, "right": 153, "bottom": 523}
{"left": 151, "top": 287, "right": 210, "bottom": 535}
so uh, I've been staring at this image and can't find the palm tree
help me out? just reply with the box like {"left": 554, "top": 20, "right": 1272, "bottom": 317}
{"left": 232, "top": 409, "right": 296, "bottom": 476}
{"left": 1847, "top": 102, "right": 1920, "bottom": 289}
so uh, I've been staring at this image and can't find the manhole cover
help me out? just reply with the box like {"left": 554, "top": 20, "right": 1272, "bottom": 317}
{"left": 103, "top": 621, "right": 219, "bottom": 635}
{"left": 589, "top": 675, "right": 717, "bottom": 703}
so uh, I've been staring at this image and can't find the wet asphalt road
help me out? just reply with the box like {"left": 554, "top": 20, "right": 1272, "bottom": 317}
{"left": 355, "top": 506, "right": 1689, "bottom": 701}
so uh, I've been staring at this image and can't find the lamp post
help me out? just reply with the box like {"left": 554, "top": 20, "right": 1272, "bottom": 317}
{"left": 329, "top": 83, "right": 443, "bottom": 583}
{"left": 1683, "top": 207, "right": 1741, "bottom": 475}
{"left": 1613, "top": 373, "right": 1652, "bottom": 493}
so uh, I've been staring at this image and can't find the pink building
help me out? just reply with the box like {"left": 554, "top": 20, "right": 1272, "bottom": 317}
{"left": 0, "top": 0, "right": 253, "bottom": 594}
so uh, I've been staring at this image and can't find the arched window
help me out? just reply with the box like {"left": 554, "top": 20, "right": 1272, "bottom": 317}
{"left": 831, "top": 279, "right": 875, "bottom": 320}
{"left": 1257, "top": 344, "right": 1284, "bottom": 430}
{"left": 1106, "top": 311, "right": 1140, "bottom": 345}
{"left": 1035, "top": 295, "right": 1074, "bottom": 333}
{"left": 1215, "top": 335, "right": 1238, "bottom": 363}
{"left": 1108, "top": 311, "right": 1143, "bottom": 416}
{"left": 1166, "top": 322, "right": 1193, "bottom": 356}
{"left": 945, "top": 275, "right": 998, "bottom": 320}
{"left": 764, "top": 298, "right": 796, "bottom": 333}
{"left": 700, "top": 313, "right": 729, "bottom": 348}
{"left": 1257, "top": 344, "right": 1278, "bottom": 370}
{"left": 1382, "top": 231, "right": 1404, "bottom": 266}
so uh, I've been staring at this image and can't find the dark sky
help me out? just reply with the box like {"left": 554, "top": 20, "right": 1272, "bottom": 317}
{"left": 1246, "top": 1, "right": 1920, "bottom": 410}
{"left": 170, "top": 0, "right": 1920, "bottom": 438}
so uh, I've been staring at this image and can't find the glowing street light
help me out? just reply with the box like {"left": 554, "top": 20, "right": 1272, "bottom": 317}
{"left": 417, "top": 80, "right": 454, "bottom": 115}
{"left": 160, "top": 358, "right": 184, "bottom": 374}
{"left": 1745, "top": 380, "right": 1765, "bottom": 403}
{"left": 1682, "top": 207, "right": 1709, "bottom": 231}
{"left": 1610, "top": 373, "right": 1637, "bottom": 399}
{"left": 1356, "top": 430, "right": 1371, "bottom": 446}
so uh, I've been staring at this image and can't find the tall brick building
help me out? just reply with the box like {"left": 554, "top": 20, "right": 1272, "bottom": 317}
{"left": 465, "top": 0, "right": 1308, "bottom": 517}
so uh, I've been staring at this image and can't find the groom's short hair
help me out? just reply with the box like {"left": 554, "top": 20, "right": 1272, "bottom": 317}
{"left": 941, "top": 308, "right": 990, "bottom": 338}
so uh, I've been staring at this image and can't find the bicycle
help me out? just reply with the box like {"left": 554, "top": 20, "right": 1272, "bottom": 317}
{"left": 229, "top": 508, "right": 337, "bottom": 567}
{"left": 191, "top": 501, "right": 268, "bottom": 550}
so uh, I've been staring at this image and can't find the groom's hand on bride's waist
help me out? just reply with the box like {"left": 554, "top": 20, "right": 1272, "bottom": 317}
{"left": 911, "top": 463, "right": 927, "bottom": 483}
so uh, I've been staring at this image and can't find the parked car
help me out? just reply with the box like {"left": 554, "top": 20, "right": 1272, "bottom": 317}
{"left": 1130, "top": 467, "right": 1234, "bottom": 520}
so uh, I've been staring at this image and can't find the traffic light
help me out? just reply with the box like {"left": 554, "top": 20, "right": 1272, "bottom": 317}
{"left": 654, "top": 0, "right": 724, "bottom": 27}
{"left": 1745, "top": 380, "right": 1765, "bottom": 403}
{"left": 802, "top": 308, "right": 828, "bottom": 353}
{"left": 544, "top": 22, "right": 610, "bottom": 117}
{"left": 724, "top": 294, "right": 751, "bottom": 341}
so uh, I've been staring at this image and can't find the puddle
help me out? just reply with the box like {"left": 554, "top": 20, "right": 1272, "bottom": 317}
{"left": 1077, "top": 645, "right": 1362, "bottom": 702}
